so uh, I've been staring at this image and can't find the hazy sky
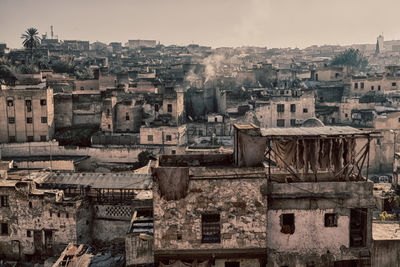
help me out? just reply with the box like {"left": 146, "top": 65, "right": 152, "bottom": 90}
{"left": 1, "top": 0, "right": 399, "bottom": 49}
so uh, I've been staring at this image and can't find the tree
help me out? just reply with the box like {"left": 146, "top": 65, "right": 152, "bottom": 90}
{"left": 331, "top": 48, "right": 368, "bottom": 71}
{"left": 21, "top": 28, "right": 41, "bottom": 62}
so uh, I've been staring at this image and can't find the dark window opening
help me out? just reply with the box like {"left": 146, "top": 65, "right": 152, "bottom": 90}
{"left": 202, "top": 214, "right": 220, "bottom": 243}
{"left": 172, "top": 150, "right": 176, "bottom": 155}
{"left": 9, "top": 136, "right": 16, "bottom": 143}
{"left": 290, "top": 119, "right": 296, "bottom": 126}
{"left": 29, "top": 201, "right": 33, "bottom": 209}
{"left": 57, "top": 212, "right": 60, "bottom": 218}
{"left": 27, "top": 117, "right": 32, "bottom": 124}
{"left": 354, "top": 83, "right": 358, "bottom": 89}
{"left": 27, "top": 136, "right": 33, "bottom": 142}
{"left": 281, "top": 213, "right": 295, "bottom": 234}
{"left": 277, "top": 119, "right": 285, "bottom": 127}
{"left": 66, "top": 213, "right": 69, "bottom": 219}
{"left": 215, "top": 117, "right": 218, "bottom": 122}
{"left": 166, "top": 135, "right": 172, "bottom": 141}
{"left": 147, "top": 135, "right": 153, "bottom": 141}
{"left": 167, "top": 104, "right": 173, "bottom": 113}
{"left": 155, "top": 104, "right": 159, "bottom": 112}
{"left": 325, "top": 213, "right": 338, "bottom": 227}
{"left": 277, "top": 104, "right": 285, "bottom": 113}
{"left": 26, "top": 100, "right": 32, "bottom": 112}
{"left": 393, "top": 82, "right": 397, "bottom": 86}
{"left": 7, "top": 99, "right": 13, "bottom": 107}
{"left": 350, "top": 208, "right": 367, "bottom": 247}
{"left": 80, "top": 86, "right": 84, "bottom": 90}
{"left": 199, "top": 130, "right": 203, "bottom": 136}
{"left": 126, "top": 112, "right": 130, "bottom": 121}
{"left": 225, "top": 262, "right": 240, "bottom": 267}
{"left": 335, "top": 73, "right": 340, "bottom": 78}
{"left": 360, "top": 82, "right": 364, "bottom": 89}
{"left": 27, "top": 230, "right": 32, "bottom": 237}
{"left": 1, "top": 223, "right": 8, "bottom": 235}
{"left": 107, "top": 124, "right": 110, "bottom": 129}
{"left": 0, "top": 196, "right": 9, "bottom": 207}
{"left": 8, "top": 117, "right": 15, "bottom": 124}
{"left": 303, "top": 108, "right": 308, "bottom": 113}
{"left": 40, "top": 99, "right": 47, "bottom": 106}
{"left": 371, "top": 86, "right": 374, "bottom": 90}
{"left": 378, "top": 85, "right": 381, "bottom": 91}
{"left": 106, "top": 109, "right": 110, "bottom": 117}
{"left": 41, "top": 117, "right": 47, "bottom": 123}
{"left": 290, "top": 104, "right": 296, "bottom": 112}
{"left": 40, "top": 135, "right": 47, "bottom": 141}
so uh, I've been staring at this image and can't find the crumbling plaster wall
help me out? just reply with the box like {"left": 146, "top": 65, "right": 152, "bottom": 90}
{"left": 153, "top": 177, "right": 267, "bottom": 250}
{"left": 0, "top": 186, "right": 89, "bottom": 259}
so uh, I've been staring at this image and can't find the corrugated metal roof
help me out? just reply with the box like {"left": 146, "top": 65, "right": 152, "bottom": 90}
{"left": 39, "top": 172, "right": 152, "bottom": 190}
{"left": 260, "top": 126, "right": 374, "bottom": 137}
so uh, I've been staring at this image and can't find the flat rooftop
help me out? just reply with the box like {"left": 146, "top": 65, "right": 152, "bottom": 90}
{"left": 260, "top": 126, "right": 374, "bottom": 137}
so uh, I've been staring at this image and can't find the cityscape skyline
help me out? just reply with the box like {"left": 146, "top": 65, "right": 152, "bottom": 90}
{"left": 1, "top": 0, "right": 400, "bottom": 49}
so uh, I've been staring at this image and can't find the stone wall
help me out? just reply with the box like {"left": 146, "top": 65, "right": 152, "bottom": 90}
{"left": 153, "top": 176, "right": 267, "bottom": 251}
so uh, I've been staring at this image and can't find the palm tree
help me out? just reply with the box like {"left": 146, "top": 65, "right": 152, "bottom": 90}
{"left": 21, "top": 28, "right": 41, "bottom": 62}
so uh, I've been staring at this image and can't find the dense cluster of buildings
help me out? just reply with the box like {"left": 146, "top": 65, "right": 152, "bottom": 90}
{"left": 2, "top": 33, "right": 400, "bottom": 266}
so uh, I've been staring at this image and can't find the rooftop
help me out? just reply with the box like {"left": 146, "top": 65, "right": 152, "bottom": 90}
{"left": 260, "top": 126, "right": 375, "bottom": 137}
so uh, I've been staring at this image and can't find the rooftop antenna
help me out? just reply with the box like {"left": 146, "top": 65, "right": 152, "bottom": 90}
{"left": 51, "top": 25, "right": 54, "bottom": 39}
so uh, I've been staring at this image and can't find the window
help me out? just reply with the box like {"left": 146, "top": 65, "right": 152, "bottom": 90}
{"left": 41, "top": 117, "right": 47, "bottom": 123}
{"left": 345, "top": 113, "right": 348, "bottom": 118}
{"left": 166, "top": 135, "right": 172, "bottom": 141}
{"left": 325, "top": 213, "right": 338, "bottom": 227}
{"left": 215, "top": 117, "right": 218, "bottom": 122}
{"left": 8, "top": 136, "right": 15, "bottom": 143}
{"left": 49, "top": 211, "right": 52, "bottom": 217}
{"left": 281, "top": 213, "right": 295, "bottom": 234}
{"left": 378, "top": 85, "right": 381, "bottom": 91}
{"left": 7, "top": 99, "right": 13, "bottom": 107}
{"left": 66, "top": 213, "right": 69, "bottom": 219}
{"left": 225, "top": 263, "right": 240, "bottom": 267}
{"left": 29, "top": 201, "right": 33, "bottom": 209}
{"left": 277, "top": 119, "right": 285, "bottom": 127}
{"left": 202, "top": 214, "right": 220, "bottom": 243}
{"left": 27, "top": 117, "right": 32, "bottom": 124}
{"left": 25, "top": 100, "right": 32, "bottom": 112}
{"left": 27, "top": 136, "right": 34, "bottom": 142}
{"left": 1, "top": 223, "right": 8, "bottom": 235}
{"left": 57, "top": 212, "right": 60, "bottom": 218}
{"left": 354, "top": 83, "right": 358, "bottom": 89}
{"left": 360, "top": 82, "right": 364, "bottom": 89}
{"left": 40, "top": 99, "right": 47, "bottom": 106}
{"left": 199, "top": 130, "right": 203, "bottom": 136}
{"left": 0, "top": 196, "right": 9, "bottom": 207}
{"left": 40, "top": 135, "right": 47, "bottom": 141}
{"left": 147, "top": 135, "right": 153, "bottom": 141}
{"left": 155, "top": 104, "right": 159, "bottom": 112}
{"left": 371, "top": 86, "right": 374, "bottom": 90}
{"left": 107, "top": 109, "right": 110, "bottom": 117}
{"left": 277, "top": 104, "right": 285, "bottom": 113}
{"left": 27, "top": 230, "right": 32, "bottom": 237}
{"left": 8, "top": 117, "right": 15, "bottom": 124}
{"left": 167, "top": 104, "right": 172, "bottom": 113}
{"left": 398, "top": 117, "right": 400, "bottom": 123}
{"left": 172, "top": 150, "right": 176, "bottom": 155}
{"left": 80, "top": 86, "right": 84, "bottom": 90}
{"left": 107, "top": 124, "right": 110, "bottom": 129}
{"left": 303, "top": 108, "right": 308, "bottom": 113}
{"left": 393, "top": 82, "right": 397, "bottom": 86}
{"left": 290, "top": 119, "right": 296, "bottom": 126}
{"left": 290, "top": 104, "right": 296, "bottom": 113}
{"left": 126, "top": 112, "right": 130, "bottom": 121}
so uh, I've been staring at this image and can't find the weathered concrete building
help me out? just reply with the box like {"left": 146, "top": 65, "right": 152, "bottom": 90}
{"left": 253, "top": 89, "right": 315, "bottom": 128}
{"left": 0, "top": 179, "right": 90, "bottom": 261}
{"left": 153, "top": 152, "right": 268, "bottom": 266}
{"left": 148, "top": 124, "right": 376, "bottom": 267}
{"left": 0, "top": 83, "right": 54, "bottom": 143}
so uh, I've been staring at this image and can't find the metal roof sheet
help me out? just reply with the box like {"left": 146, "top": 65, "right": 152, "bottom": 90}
{"left": 260, "top": 126, "right": 374, "bottom": 137}
{"left": 39, "top": 172, "right": 152, "bottom": 190}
